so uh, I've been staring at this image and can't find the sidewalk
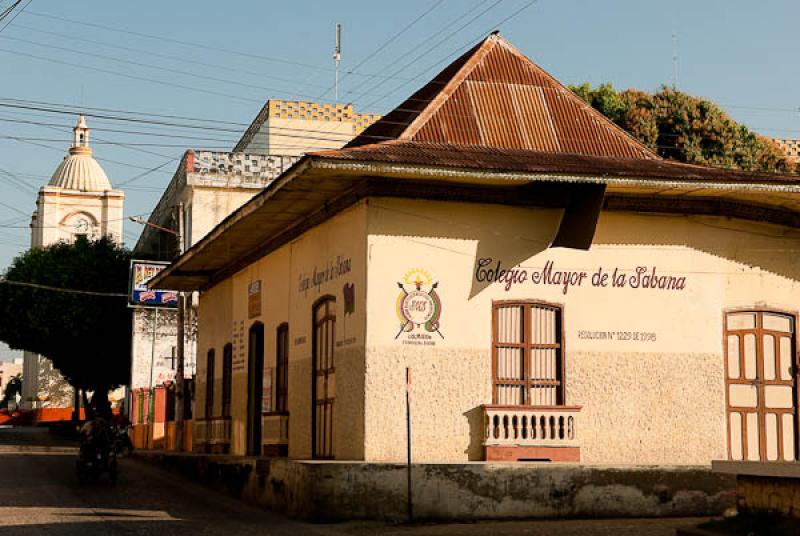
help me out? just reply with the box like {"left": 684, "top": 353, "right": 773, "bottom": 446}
{"left": 0, "top": 425, "right": 79, "bottom": 453}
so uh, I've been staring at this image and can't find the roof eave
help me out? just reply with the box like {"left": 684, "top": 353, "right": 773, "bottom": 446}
{"left": 151, "top": 155, "right": 800, "bottom": 292}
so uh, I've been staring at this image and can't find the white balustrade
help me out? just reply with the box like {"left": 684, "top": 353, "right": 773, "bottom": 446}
{"left": 194, "top": 417, "right": 231, "bottom": 446}
{"left": 483, "top": 405, "right": 581, "bottom": 448}
{"left": 262, "top": 414, "right": 289, "bottom": 447}
{"left": 208, "top": 417, "right": 231, "bottom": 445}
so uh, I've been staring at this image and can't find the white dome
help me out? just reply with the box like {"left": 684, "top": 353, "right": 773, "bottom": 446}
{"left": 49, "top": 147, "right": 113, "bottom": 192}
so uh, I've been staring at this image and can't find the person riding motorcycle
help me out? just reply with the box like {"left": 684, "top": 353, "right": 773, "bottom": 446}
{"left": 76, "top": 397, "right": 118, "bottom": 483}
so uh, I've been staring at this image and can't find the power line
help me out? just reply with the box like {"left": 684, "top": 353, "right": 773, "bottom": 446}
{"left": 316, "top": 0, "right": 446, "bottom": 101}
{"left": 0, "top": 97, "right": 251, "bottom": 127}
{"left": 357, "top": 0, "right": 541, "bottom": 110}
{"left": 344, "top": 0, "right": 494, "bottom": 103}
{"left": 0, "top": 0, "right": 29, "bottom": 34}
{"left": 8, "top": 22, "right": 346, "bottom": 94}
{"left": 22, "top": 9, "right": 415, "bottom": 82}
{"left": 0, "top": 47, "right": 265, "bottom": 105}
{"left": 0, "top": 34, "right": 331, "bottom": 102}
{"left": 0, "top": 279, "right": 128, "bottom": 297}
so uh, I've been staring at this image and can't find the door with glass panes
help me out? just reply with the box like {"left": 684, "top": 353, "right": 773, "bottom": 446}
{"left": 725, "top": 310, "right": 797, "bottom": 461}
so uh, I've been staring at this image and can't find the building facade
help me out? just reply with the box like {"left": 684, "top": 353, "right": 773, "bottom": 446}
{"left": 129, "top": 151, "right": 298, "bottom": 418}
{"left": 0, "top": 357, "right": 23, "bottom": 398}
{"left": 23, "top": 116, "right": 124, "bottom": 410}
{"left": 130, "top": 100, "right": 380, "bottom": 443}
{"left": 154, "top": 35, "right": 800, "bottom": 466}
{"left": 774, "top": 138, "right": 800, "bottom": 164}
{"left": 233, "top": 99, "right": 379, "bottom": 157}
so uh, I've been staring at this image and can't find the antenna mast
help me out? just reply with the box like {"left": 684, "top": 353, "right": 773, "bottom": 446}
{"left": 334, "top": 23, "right": 342, "bottom": 102}
{"left": 672, "top": 31, "right": 679, "bottom": 90}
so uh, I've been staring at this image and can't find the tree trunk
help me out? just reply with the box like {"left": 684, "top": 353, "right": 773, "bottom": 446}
{"left": 71, "top": 388, "right": 80, "bottom": 424}
{"left": 82, "top": 390, "right": 94, "bottom": 421}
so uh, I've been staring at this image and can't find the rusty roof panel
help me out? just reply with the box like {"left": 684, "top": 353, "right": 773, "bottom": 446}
{"left": 415, "top": 85, "right": 482, "bottom": 146}
{"left": 469, "top": 41, "right": 552, "bottom": 86}
{"left": 511, "top": 85, "right": 560, "bottom": 153}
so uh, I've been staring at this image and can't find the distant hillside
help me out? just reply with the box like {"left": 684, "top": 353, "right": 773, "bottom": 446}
{"left": 570, "top": 83, "right": 796, "bottom": 174}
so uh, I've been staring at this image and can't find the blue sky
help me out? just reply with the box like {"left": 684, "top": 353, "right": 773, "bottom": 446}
{"left": 0, "top": 0, "right": 798, "bottom": 356}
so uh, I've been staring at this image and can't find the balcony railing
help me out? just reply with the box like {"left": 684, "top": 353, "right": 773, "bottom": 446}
{"left": 483, "top": 405, "right": 581, "bottom": 448}
{"left": 262, "top": 413, "right": 289, "bottom": 447}
{"left": 194, "top": 416, "right": 231, "bottom": 447}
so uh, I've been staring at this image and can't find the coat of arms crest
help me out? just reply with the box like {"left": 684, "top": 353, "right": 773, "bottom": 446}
{"left": 395, "top": 269, "right": 443, "bottom": 339}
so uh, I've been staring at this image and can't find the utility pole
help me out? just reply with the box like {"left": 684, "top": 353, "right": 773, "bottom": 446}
{"left": 333, "top": 23, "right": 342, "bottom": 102}
{"left": 174, "top": 202, "right": 186, "bottom": 451}
{"left": 405, "top": 367, "right": 413, "bottom": 522}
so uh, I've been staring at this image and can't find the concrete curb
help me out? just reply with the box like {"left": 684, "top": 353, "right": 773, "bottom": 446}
{"left": 0, "top": 445, "right": 78, "bottom": 454}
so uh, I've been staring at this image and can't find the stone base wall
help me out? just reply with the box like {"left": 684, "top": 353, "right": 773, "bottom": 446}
{"left": 738, "top": 475, "right": 800, "bottom": 519}
{"left": 136, "top": 452, "right": 735, "bottom": 522}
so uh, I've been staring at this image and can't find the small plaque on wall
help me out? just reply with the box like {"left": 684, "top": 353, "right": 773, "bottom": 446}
{"left": 248, "top": 280, "right": 261, "bottom": 319}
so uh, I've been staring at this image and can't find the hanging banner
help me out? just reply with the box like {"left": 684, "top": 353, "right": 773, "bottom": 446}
{"left": 129, "top": 260, "right": 179, "bottom": 308}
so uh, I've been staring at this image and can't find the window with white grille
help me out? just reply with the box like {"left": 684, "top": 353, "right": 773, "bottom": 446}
{"left": 492, "top": 302, "right": 564, "bottom": 406}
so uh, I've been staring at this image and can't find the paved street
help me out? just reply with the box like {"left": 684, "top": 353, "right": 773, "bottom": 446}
{"left": 0, "top": 449, "right": 711, "bottom": 535}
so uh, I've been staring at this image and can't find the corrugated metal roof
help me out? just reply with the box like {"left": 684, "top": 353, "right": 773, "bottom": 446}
{"left": 347, "top": 33, "right": 657, "bottom": 160}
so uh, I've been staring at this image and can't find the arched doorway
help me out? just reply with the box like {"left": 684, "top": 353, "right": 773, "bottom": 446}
{"left": 247, "top": 322, "right": 264, "bottom": 456}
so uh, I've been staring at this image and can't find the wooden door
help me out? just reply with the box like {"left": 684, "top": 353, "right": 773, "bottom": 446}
{"left": 725, "top": 311, "right": 797, "bottom": 461}
{"left": 247, "top": 323, "right": 264, "bottom": 456}
{"left": 312, "top": 297, "right": 335, "bottom": 459}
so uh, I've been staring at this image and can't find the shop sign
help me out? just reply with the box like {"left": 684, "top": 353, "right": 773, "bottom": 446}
{"left": 248, "top": 280, "right": 261, "bottom": 319}
{"left": 129, "top": 260, "right": 178, "bottom": 308}
{"left": 475, "top": 258, "right": 687, "bottom": 294}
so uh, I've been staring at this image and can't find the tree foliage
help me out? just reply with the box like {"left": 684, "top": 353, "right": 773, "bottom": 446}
{"left": 0, "top": 237, "right": 132, "bottom": 394}
{"left": 570, "top": 83, "right": 795, "bottom": 174}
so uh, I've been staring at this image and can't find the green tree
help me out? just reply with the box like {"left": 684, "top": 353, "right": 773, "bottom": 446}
{"left": 570, "top": 83, "right": 795, "bottom": 174}
{"left": 0, "top": 237, "right": 132, "bottom": 409}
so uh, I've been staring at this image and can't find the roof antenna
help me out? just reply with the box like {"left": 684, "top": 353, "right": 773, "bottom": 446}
{"left": 334, "top": 23, "right": 342, "bottom": 102}
{"left": 671, "top": 31, "right": 679, "bottom": 90}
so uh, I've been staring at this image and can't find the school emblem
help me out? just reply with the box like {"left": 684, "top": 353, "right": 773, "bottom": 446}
{"left": 396, "top": 269, "right": 443, "bottom": 339}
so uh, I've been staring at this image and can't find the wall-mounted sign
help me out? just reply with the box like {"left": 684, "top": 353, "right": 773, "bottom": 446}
{"left": 298, "top": 256, "right": 352, "bottom": 296}
{"left": 475, "top": 258, "right": 687, "bottom": 295}
{"left": 248, "top": 280, "right": 262, "bottom": 319}
{"left": 129, "top": 260, "right": 178, "bottom": 308}
{"left": 343, "top": 282, "right": 355, "bottom": 315}
{"left": 396, "top": 269, "right": 443, "bottom": 345}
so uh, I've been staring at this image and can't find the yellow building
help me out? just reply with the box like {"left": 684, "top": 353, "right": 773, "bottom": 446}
{"left": 233, "top": 99, "right": 380, "bottom": 157}
{"left": 154, "top": 34, "right": 800, "bottom": 471}
{"left": 774, "top": 138, "right": 800, "bottom": 163}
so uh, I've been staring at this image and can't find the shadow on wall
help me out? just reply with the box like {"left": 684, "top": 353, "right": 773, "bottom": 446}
{"left": 369, "top": 195, "right": 800, "bottom": 299}
{"left": 368, "top": 197, "right": 561, "bottom": 299}
{"left": 593, "top": 211, "right": 800, "bottom": 282}
{"left": 463, "top": 406, "right": 485, "bottom": 461}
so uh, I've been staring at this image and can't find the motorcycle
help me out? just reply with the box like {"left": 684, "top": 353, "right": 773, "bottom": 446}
{"left": 112, "top": 424, "right": 134, "bottom": 456}
{"left": 76, "top": 419, "right": 118, "bottom": 484}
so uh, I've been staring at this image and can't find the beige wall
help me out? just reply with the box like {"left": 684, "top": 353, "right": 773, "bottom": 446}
{"left": 197, "top": 201, "right": 368, "bottom": 458}
{"left": 187, "top": 186, "right": 263, "bottom": 248}
{"left": 194, "top": 194, "right": 800, "bottom": 464}
{"left": 247, "top": 118, "right": 354, "bottom": 157}
{"left": 363, "top": 197, "right": 800, "bottom": 464}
